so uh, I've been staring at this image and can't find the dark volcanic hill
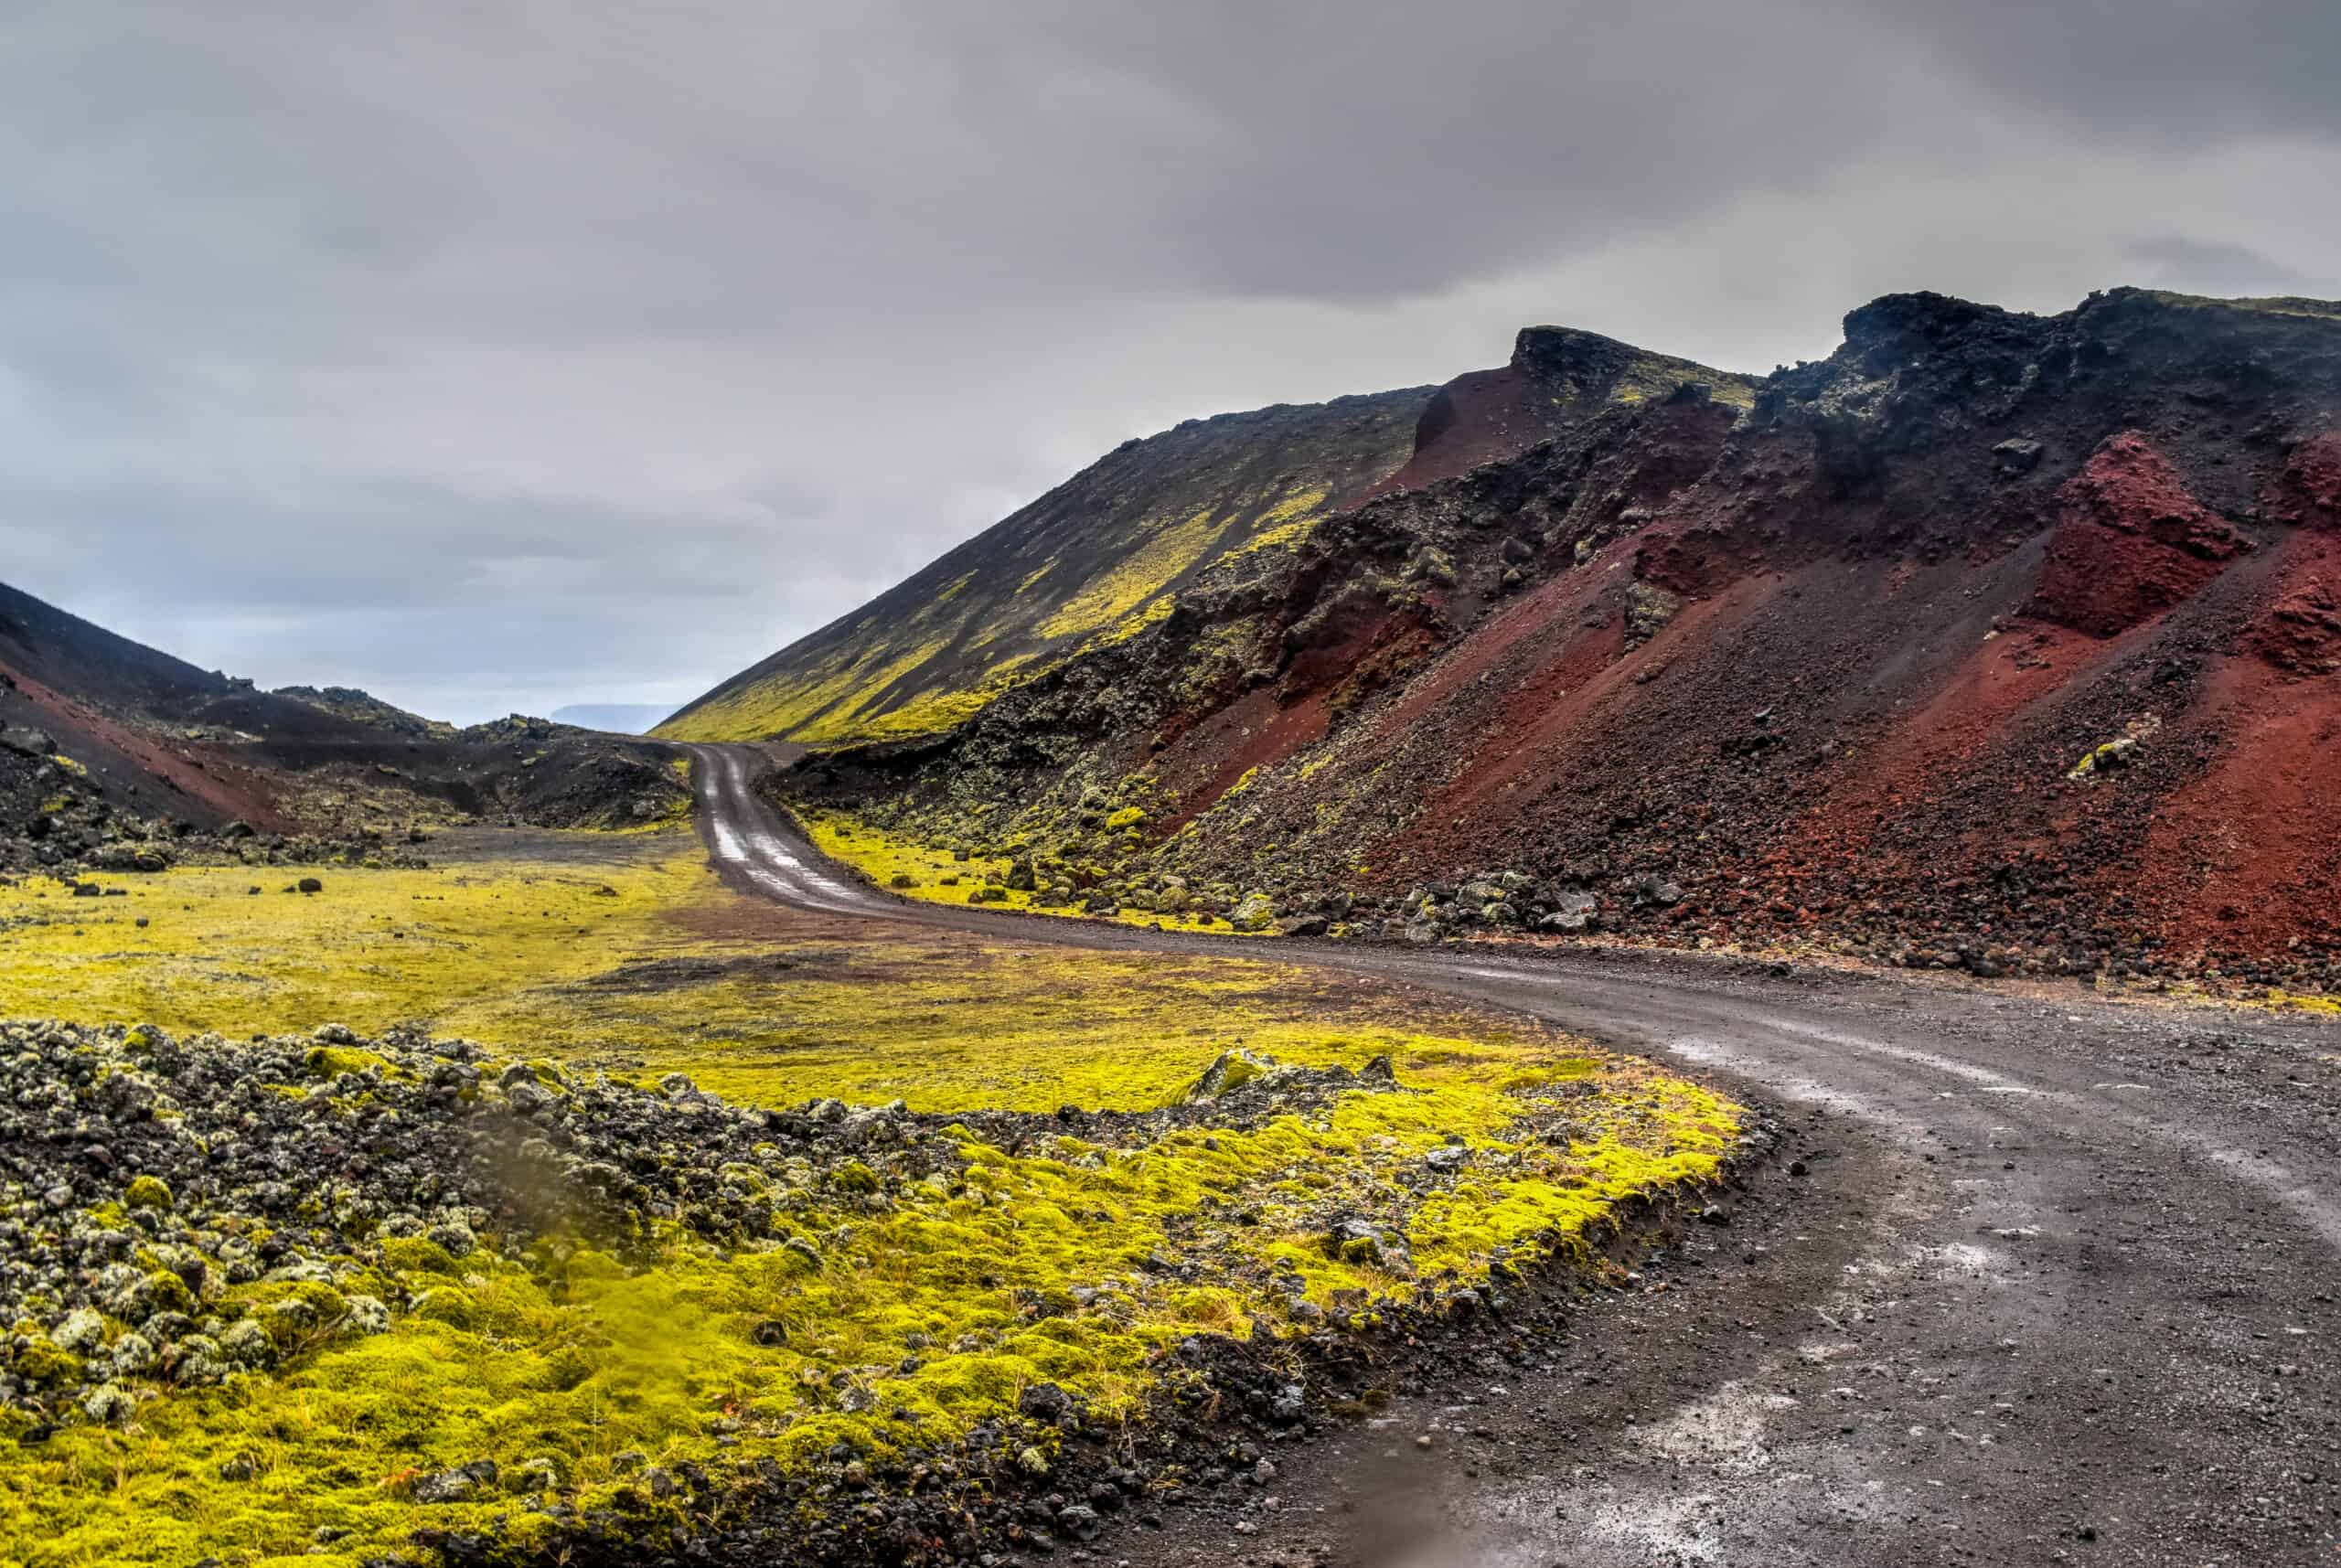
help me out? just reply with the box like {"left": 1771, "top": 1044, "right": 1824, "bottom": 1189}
{"left": 747, "top": 288, "right": 2341, "bottom": 996}
{"left": 656, "top": 390, "right": 1437, "bottom": 744}
{"left": 657, "top": 332, "right": 1755, "bottom": 750}
{"left": 0, "top": 580, "right": 689, "bottom": 874}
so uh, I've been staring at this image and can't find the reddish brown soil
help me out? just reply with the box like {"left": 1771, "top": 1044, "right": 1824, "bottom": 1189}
{"left": 1784, "top": 615, "right": 2123, "bottom": 884}
{"left": 1371, "top": 554, "right": 1619, "bottom": 737}
{"left": 2135, "top": 650, "right": 2341, "bottom": 959}
{"left": 1157, "top": 682, "right": 1336, "bottom": 835}
{"left": 2032, "top": 432, "right": 2251, "bottom": 636}
{"left": 1, "top": 662, "right": 296, "bottom": 828}
{"left": 2122, "top": 523, "right": 2341, "bottom": 958}
{"left": 1395, "top": 573, "right": 1780, "bottom": 842}
{"left": 2249, "top": 577, "right": 2341, "bottom": 673}
{"left": 1352, "top": 327, "right": 1747, "bottom": 505}
{"left": 1356, "top": 366, "right": 1546, "bottom": 500}
{"left": 2267, "top": 431, "right": 2341, "bottom": 526}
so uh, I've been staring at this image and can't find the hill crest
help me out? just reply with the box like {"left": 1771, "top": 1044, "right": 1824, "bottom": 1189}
{"left": 768, "top": 286, "right": 2341, "bottom": 994}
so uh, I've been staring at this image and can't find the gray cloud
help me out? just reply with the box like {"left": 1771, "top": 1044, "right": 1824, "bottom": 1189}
{"left": 2124, "top": 235, "right": 2316, "bottom": 298}
{"left": 1, "top": 1, "right": 2336, "bottom": 720}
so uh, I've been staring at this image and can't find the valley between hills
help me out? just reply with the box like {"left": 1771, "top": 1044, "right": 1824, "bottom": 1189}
{"left": 1, "top": 285, "right": 2337, "bottom": 1568}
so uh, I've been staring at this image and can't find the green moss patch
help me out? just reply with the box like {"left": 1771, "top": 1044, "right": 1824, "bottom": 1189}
{"left": 0, "top": 828, "right": 1741, "bottom": 1565}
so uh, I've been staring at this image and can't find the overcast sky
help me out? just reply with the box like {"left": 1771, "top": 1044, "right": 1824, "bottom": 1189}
{"left": 5, "top": 1, "right": 2337, "bottom": 722}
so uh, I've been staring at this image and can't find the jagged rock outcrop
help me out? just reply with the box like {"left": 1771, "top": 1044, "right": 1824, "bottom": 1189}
{"left": 777, "top": 288, "right": 2341, "bottom": 992}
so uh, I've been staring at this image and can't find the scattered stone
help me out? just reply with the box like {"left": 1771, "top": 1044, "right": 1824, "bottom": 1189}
{"left": 1018, "top": 1381, "right": 1076, "bottom": 1425}
{"left": 415, "top": 1459, "right": 498, "bottom": 1504}
{"left": 1993, "top": 437, "right": 2045, "bottom": 474}
{"left": 1230, "top": 892, "right": 1278, "bottom": 932}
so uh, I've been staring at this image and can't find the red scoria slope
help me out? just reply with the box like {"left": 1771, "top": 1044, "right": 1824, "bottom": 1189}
{"left": 789, "top": 289, "right": 2341, "bottom": 996}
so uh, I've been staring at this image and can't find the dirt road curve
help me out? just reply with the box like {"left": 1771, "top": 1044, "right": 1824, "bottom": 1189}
{"left": 687, "top": 743, "right": 2341, "bottom": 1567}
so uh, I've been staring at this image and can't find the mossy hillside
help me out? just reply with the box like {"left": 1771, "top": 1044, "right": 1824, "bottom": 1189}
{"left": 656, "top": 388, "right": 1427, "bottom": 748}
{"left": 656, "top": 485, "right": 1337, "bottom": 752}
{"left": 797, "top": 757, "right": 1355, "bottom": 942}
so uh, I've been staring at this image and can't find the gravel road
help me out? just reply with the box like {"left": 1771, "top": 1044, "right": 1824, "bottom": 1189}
{"left": 687, "top": 742, "right": 2341, "bottom": 1567}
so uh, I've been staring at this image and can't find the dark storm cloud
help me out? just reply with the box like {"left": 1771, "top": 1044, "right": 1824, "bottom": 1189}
{"left": 1, "top": 1, "right": 2335, "bottom": 720}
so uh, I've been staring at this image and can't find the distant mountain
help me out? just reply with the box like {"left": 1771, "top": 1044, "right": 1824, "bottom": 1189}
{"left": 763, "top": 287, "right": 2341, "bottom": 993}
{"left": 551, "top": 703, "right": 674, "bottom": 734}
{"left": 0, "top": 579, "right": 692, "bottom": 862}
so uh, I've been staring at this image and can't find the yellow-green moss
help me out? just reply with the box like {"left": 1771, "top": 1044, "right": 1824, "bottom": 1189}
{"left": 4, "top": 1034, "right": 1735, "bottom": 1566}
{"left": 0, "top": 840, "right": 711, "bottom": 1040}
{"left": 863, "top": 649, "right": 1051, "bottom": 741}
{"left": 1035, "top": 507, "right": 1230, "bottom": 640}
{"left": 802, "top": 813, "right": 1245, "bottom": 938}
{"left": 0, "top": 825, "right": 1742, "bottom": 1566}
{"left": 122, "top": 1176, "right": 173, "bottom": 1211}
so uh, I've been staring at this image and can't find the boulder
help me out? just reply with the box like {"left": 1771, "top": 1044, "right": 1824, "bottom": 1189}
{"left": 415, "top": 1459, "right": 498, "bottom": 1504}
{"left": 1624, "top": 581, "right": 1681, "bottom": 642}
{"left": 0, "top": 727, "right": 54, "bottom": 759}
{"left": 1230, "top": 892, "right": 1277, "bottom": 932}
{"left": 1183, "top": 1049, "right": 1278, "bottom": 1102}
{"left": 1017, "top": 1381, "right": 1077, "bottom": 1424}
{"left": 1324, "top": 1218, "right": 1415, "bottom": 1278}
{"left": 1993, "top": 437, "right": 2045, "bottom": 474}
{"left": 1634, "top": 874, "right": 1684, "bottom": 907}
{"left": 90, "top": 844, "right": 168, "bottom": 873}
{"left": 1539, "top": 890, "right": 1600, "bottom": 932}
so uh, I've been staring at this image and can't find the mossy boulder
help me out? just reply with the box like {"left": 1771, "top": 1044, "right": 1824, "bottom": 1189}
{"left": 9, "top": 1332, "right": 83, "bottom": 1389}
{"left": 1623, "top": 580, "right": 1681, "bottom": 642}
{"left": 1230, "top": 893, "right": 1277, "bottom": 932}
{"left": 1181, "top": 1048, "right": 1276, "bottom": 1102}
{"left": 123, "top": 1175, "right": 173, "bottom": 1211}
{"left": 829, "top": 1160, "right": 882, "bottom": 1195}
{"left": 117, "top": 1269, "right": 198, "bottom": 1321}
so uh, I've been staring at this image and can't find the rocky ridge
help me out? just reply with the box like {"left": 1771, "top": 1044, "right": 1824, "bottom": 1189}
{"left": 783, "top": 289, "right": 2341, "bottom": 997}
